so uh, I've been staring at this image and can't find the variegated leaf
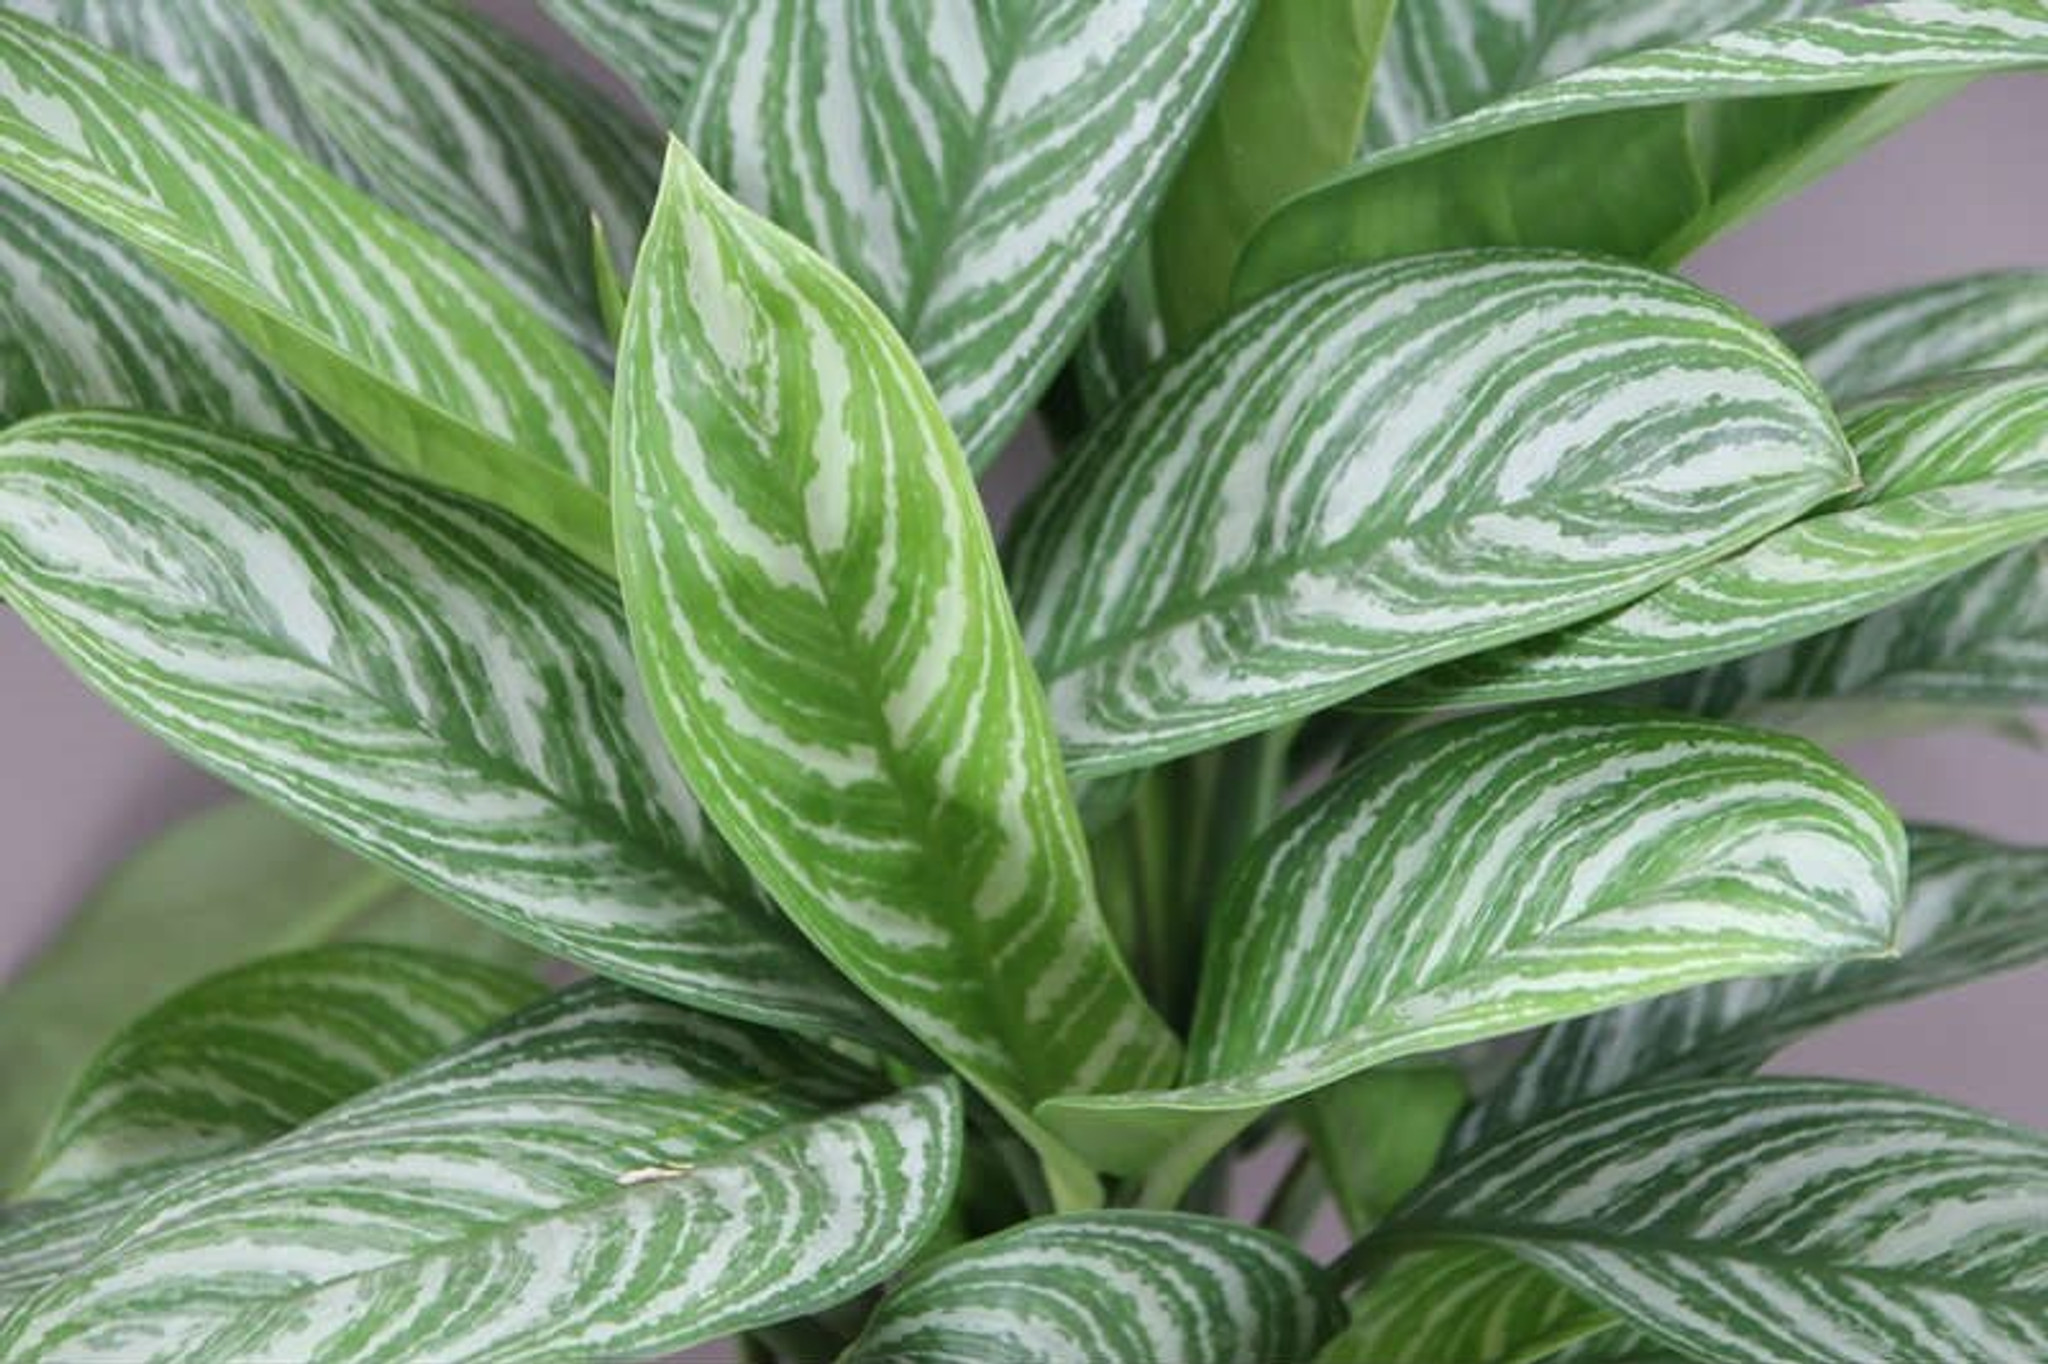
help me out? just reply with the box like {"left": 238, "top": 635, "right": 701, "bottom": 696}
{"left": 1240, "top": 3, "right": 2048, "bottom": 298}
{"left": 614, "top": 147, "right": 1175, "bottom": 1199}
{"left": 0, "top": 12, "right": 614, "bottom": 564}
{"left": 536, "top": 0, "right": 732, "bottom": 125}
{"left": 1458, "top": 826, "right": 2048, "bottom": 1152}
{"left": 248, "top": 0, "right": 661, "bottom": 358}
{"left": 1785, "top": 268, "right": 2048, "bottom": 404}
{"left": 1364, "top": 1079, "right": 2048, "bottom": 1363}
{"left": 843, "top": 1212, "right": 1341, "bottom": 1364}
{"left": 1379, "top": 368, "right": 2048, "bottom": 707}
{"left": 1317, "top": 1245, "right": 1611, "bottom": 1364}
{"left": 0, "top": 411, "right": 888, "bottom": 1046}
{"left": 0, "top": 984, "right": 962, "bottom": 1363}
{"left": 1005, "top": 252, "right": 1852, "bottom": 778}
{"left": 680, "top": 0, "right": 1253, "bottom": 466}
{"left": 1039, "top": 707, "right": 1904, "bottom": 1178}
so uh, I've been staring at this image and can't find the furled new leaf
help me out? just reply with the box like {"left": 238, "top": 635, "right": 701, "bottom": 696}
{"left": 1006, "top": 252, "right": 1852, "bottom": 777}
{"left": 0, "top": 12, "right": 614, "bottom": 564}
{"left": 1362, "top": 1079, "right": 2048, "bottom": 1363}
{"left": 1040, "top": 707, "right": 1904, "bottom": 1177}
{"left": 614, "top": 147, "right": 1176, "bottom": 1197}
{"left": 1785, "top": 269, "right": 2048, "bottom": 404}
{"left": 1316, "top": 1245, "right": 1611, "bottom": 1364}
{"left": 0, "top": 411, "right": 887, "bottom": 1046}
{"left": 681, "top": 0, "right": 1253, "bottom": 465}
{"left": 0, "top": 985, "right": 962, "bottom": 1362}
{"left": 537, "top": 0, "right": 731, "bottom": 124}
{"left": 843, "top": 1212, "right": 1341, "bottom": 1364}
{"left": 1240, "top": 3, "right": 2048, "bottom": 298}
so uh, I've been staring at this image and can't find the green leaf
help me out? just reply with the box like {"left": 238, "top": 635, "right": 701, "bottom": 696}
{"left": 613, "top": 147, "right": 1176, "bottom": 1198}
{"left": 0, "top": 984, "right": 963, "bottom": 1362}
{"left": 536, "top": 0, "right": 732, "bottom": 124}
{"left": 843, "top": 1211, "right": 1341, "bottom": 1364}
{"left": 1305, "top": 1064, "right": 1467, "bottom": 1235}
{"left": 1039, "top": 705, "right": 1904, "bottom": 1177}
{"left": 247, "top": 0, "right": 661, "bottom": 359}
{"left": 590, "top": 212, "right": 628, "bottom": 348}
{"left": 20, "top": 944, "right": 538, "bottom": 1200}
{"left": 1364, "top": 0, "right": 1834, "bottom": 149}
{"left": 0, "top": 12, "right": 614, "bottom": 565}
{"left": 1151, "top": 0, "right": 1396, "bottom": 345}
{"left": 1238, "top": 3, "right": 2048, "bottom": 299}
{"left": 1785, "top": 268, "right": 2048, "bottom": 404}
{"left": 1458, "top": 825, "right": 2048, "bottom": 1152}
{"left": 1361, "top": 1078, "right": 2048, "bottom": 1363}
{"left": 1377, "top": 368, "right": 2048, "bottom": 707}
{"left": 0, "top": 410, "right": 889, "bottom": 1048}
{"left": 1006, "top": 252, "right": 1853, "bottom": 778}
{"left": 679, "top": 0, "right": 1254, "bottom": 467}
{"left": 1317, "top": 1245, "right": 1613, "bottom": 1364}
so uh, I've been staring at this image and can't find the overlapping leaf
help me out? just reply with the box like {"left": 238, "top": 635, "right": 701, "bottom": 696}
{"left": 613, "top": 148, "right": 1175, "bottom": 1200}
{"left": 1006, "top": 252, "right": 1852, "bottom": 777}
{"left": 1240, "top": 3, "right": 2048, "bottom": 298}
{"left": 1304, "top": 1065, "right": 1466, "bottom": 1235}
{"left": 0, "top": 12, "right": 614, "bottom": 564}
{"left": 0, "top": 411, "right": 887, "bottom": 1045}
{"left": 1040, "top": 707, "right": 1904, "bottom": 1176}
{"left": 680, "top": 0, "right": 1253, "bottom": 465}
{"left": 537, "top": 0, "right": 731, "bottom": 124}
{"left": 1316, "top": 1245, "right": 1611, "bottom": 1364}
{"left": 1365, "top": 1079, "right": 2048, "bottom": 1363}
{"left": 0, "top": 984, "right": 962, "bottom": 1362}
{"left": 843, "top": 1212, "right": 1340, "bottom": 1364}
{"left": 1785, "top": 268, "right": 2048, "bottom": 404}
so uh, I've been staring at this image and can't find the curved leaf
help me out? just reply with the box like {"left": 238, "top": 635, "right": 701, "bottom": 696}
{"left": 614, "top": 148, "right": 1175, "bottom": 1197}
{"left": 1317, "top": 1245, "right": 1611, "bottom": 1364}
{"left": 680, "top": 0, "right": 1253, "bottom": 466}
{"left": 1305, "top": 1065, "right": 1467, "bottom": 1235}
{"left": 0, "top": 984, "right": 962, "bottom": 1363}
{"left": 1458, "top": 825, "right": 2048, "bottom": 1151}
{"left": 1239, "top": 3, "right": 2048, "bottom": 298}
{"left": 1040, "top": 706, "right": 1904, "bottom": 1175}
{"left": 1785, "top": 268, "right": 2048, "bottom": 405}
{"left": 843, "top": 1212, "right": 1341, "bottom": 1364}
{"left": 1365, "top": 1079, "right": 2048, "bottom": 1364}
{"left": 0, "top": 12, "right": 614, "bottom": 564}
{"left": 536, "top": 0, "right": 732, "bottom": 124}
{"left": 1006, "top": 252, "right": 1852, "bottom": 778}
{"left": 0, "top": 410, "right": 887, "bottom": 1046}
{"left": 1380, "top": 368, "right": 2048, "bottom": 707}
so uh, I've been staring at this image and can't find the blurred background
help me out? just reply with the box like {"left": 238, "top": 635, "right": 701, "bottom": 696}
{"left": 4, "top": 2, "right": 2046, "bottom": 1144}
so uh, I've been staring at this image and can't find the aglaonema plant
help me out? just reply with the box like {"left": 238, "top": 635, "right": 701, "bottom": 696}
{"left": 3, "top": 1, "right": 2048, "bottom": 1360}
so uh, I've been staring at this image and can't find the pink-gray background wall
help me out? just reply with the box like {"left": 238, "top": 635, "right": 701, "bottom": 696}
{"left": 5, "top": 5, "right": 2046, "bottom": 1142}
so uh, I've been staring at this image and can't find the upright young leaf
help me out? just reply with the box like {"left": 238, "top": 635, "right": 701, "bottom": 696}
{"left": 0, "top": 12, "right": 614, "bottom": 564}
{"left": 1240, "top": 3, "right": 2048, "bottom": 299}
{"left": 0, "top": 985, "right": 963, "bottom": 1363}
{"left": 1006, "top": 253, "right": 1852, "bottom": 777}
{"left": 1364, "top": 1079, "right": 2048, "bottom": 1364}
{"left": 1785, "top": 269, "right": 2048, "bottom": 404}
{"left": 1040, "top": 707, "right": 1904, "bottom": 1175}
{"left": 681, "top": 0, "right": 1253, "bottom": 466}
{"left": 536, "top": 0, "right": 732, "bottom": 122}
{"left": 0, "top": 411, "right": 887, "bottom": 1047}
{"left": 614, "top": 147, "right": 1177, "bottom": 1193}
{"left": 843, "top": 1212, "right": 1341, "bottom": 1364}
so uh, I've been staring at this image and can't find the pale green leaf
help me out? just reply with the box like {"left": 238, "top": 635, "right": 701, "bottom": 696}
{"left": 1362, "top": 1079, "right": 2048, "bottom": 1363}
{"left": 0, "top": 12, "right": 614, "bottom": 565}
{"left": 1785, "top": 268, "right": 2048, "bottom": 404}
{"left": 536, "top": 0, "right": 732, "bottom": 123}
{"left": 1304, "top": 1064, "right": 1467, "bottom": 1235}
{"left": 0, "top": 411, "right": 889, "bottom": 1047}
{"left": 590, "top": 213, "right": 628, "bottom": 347}
{"left": 680, "top": 0, "right": 1254, "bottom": 466}
{"left": 1006, "top": 252, "right": 1852, "bottom": 778}
{"left": 0, "top": 984, "right": 963, "bottom": 1363}
{"left": 614, "top": 147, "right": 1176, "bottom": 1197}
{"left": 843, "top": 1212, "right": 1341, "bottom": 1364}
{"left": 1317, "top": 1245, "right": 1611, "bottom": 1364}
{"left": 1239, "top": 3, "right": 2048, "bottom": 298}
{"left": 1039, "top": 706, "right": 1903, "bottom": 1176}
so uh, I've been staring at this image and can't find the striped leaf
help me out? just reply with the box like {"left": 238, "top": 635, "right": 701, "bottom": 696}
{"left": 21, "top": 944, "right": 537, "bottom": 1200}
{"left": 537, "top": 0, "right": 731, "bottom": 124}
{"left": 1005, "top": 252, "right": 1853, "bottom": 778}
{"left": 0, "top": 984, "right": 963, "bottom": 1362}
{"left": 1364, "top": 0, "right": 1833, "bottom": 149}
{"left": 1458, "top": 825, "right": 2048, "bottom": 1152}
{"left": 1238, "top": 3, "right": 2048, "bottom": 299}
{"left": 843, "top": 1212, "right": 1341, "bottom": 1364}
{"left": 1317, "top": 1245, "right": 1611, "bottom": 1364}
{"left": 1786, "top": 269, "right": 2048, "bottom": 405}
{"left": 0, "top": 410, "right": 889, "bottom": 1047}
{"left": 248, "top": 0, "right": 661, "bottom": 358}
{"left": 1363, "top": 1079, "right": 2048, "bottom": 1363}
{"left": 1378, "top": 368, "right": 2048, "bottom": 707}
{"left": 1039, "top": 706, "right": 1904, "bottom": 1178}
{"left": 614, "top": 147, "right": 1176, "bottom": 1198}
{"left": 680, "top": 0, "right": 1253, "bottom": 467}
{"left": 0, "top": 12, "right": 614, "bottom": 565}
{"left": 0, "top": 801, "right": 539, "bottom": 1194}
